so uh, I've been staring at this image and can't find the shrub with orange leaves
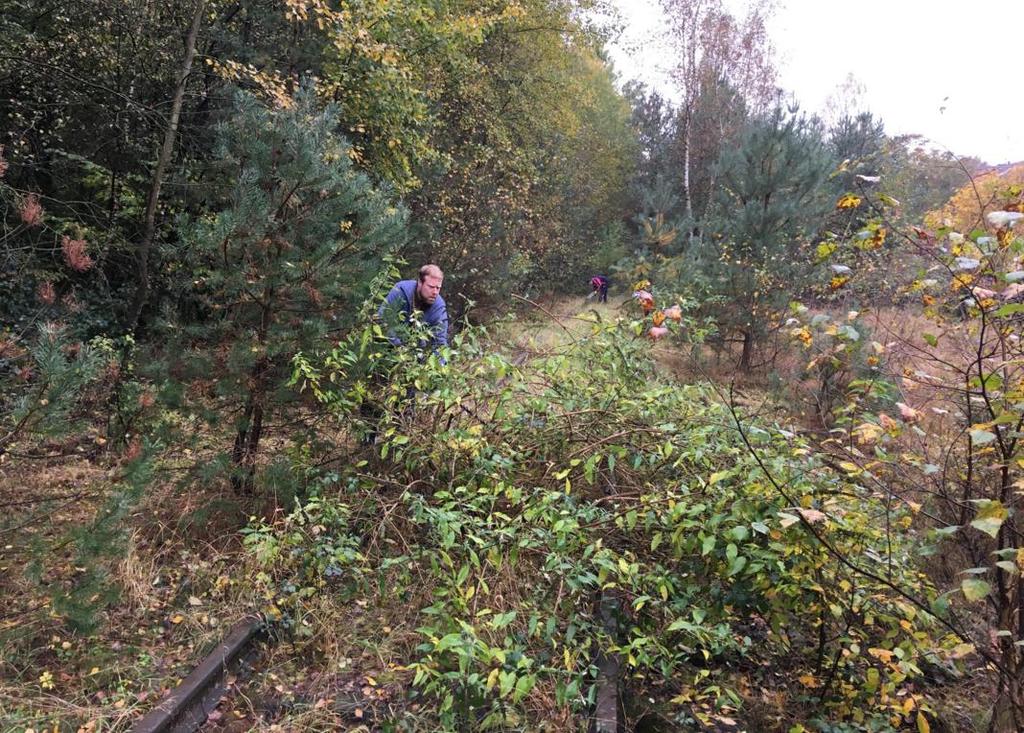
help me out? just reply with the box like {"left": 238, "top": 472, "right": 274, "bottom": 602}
{"left": 37, "top": 281, "right": 56, "bottom": 304}
{"left": 61, "top": 236, "right": 93, "bottom": 272}
{"left": 19, "top": 192, "right": 43, "bottom": 226}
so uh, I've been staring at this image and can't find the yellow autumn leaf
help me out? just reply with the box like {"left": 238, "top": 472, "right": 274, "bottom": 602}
{"left": 917, "top": 712, "right": 931, "bottom": 733}
{"left": 879, "top": 413, "right": 899, "bottom": 431}
{"left": 836, "top": 193, "right": 862, "bottom": 210}
{"left": 853, "top": 422, "right": 884, "bottom": 445}
{"left": 868, "top": 647, "right": 893, "bottom": 663}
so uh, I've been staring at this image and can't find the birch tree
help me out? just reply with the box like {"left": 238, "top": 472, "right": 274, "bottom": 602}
{"left": 661, "top": 0, "right": 779, "bottom": 239}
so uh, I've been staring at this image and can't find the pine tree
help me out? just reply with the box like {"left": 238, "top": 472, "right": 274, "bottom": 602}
{"left": 181, "top": 88, "right": 407, "bottom": 493}
{"left": 708, "top": 106, "right": 833, "bottom": 368}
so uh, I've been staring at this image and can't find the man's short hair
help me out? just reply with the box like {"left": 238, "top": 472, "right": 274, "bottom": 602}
{"left": 419, "top": 264, "right": 443, "bottom": 281}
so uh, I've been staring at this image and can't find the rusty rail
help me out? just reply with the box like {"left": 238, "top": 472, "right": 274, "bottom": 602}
{"left": 131, "top": 616, "right": 265, "bottom": 733}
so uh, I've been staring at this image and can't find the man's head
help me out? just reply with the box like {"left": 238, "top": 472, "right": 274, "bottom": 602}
{"left": 416, "top": 264, "right": 444, "bottom": 305}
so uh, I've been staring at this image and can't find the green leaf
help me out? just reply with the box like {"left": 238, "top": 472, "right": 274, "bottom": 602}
{"left": 436, "top": 632, "right": 463, "bottom": 651}
{"left": 729, "top": 525, "right": 750, "bottom": 541}
{"left": 490, "top": 611, "right": 516, "bottom": 629}
{"left": 930, "top": 590, "right": 956, "bottom": 616}
{"left": 728, "top": 555, "right": 747, "bottom": 576}
{"left": 864, "top": 667, "right": 879, "bottom": 692}
{"left": 667, "top": 618, "right": 691, "bottom": 632}
{"left": 970, "top": 499, "right": 1008, "bottom": 538}
{"left": 922, "top": 333, "right": 938, "bottom": 347}
{"left": 839, "top": 324, "right": 860, "bottom": 341}
{"left": 995, "top": 303, "right": 1024, "bottom": 317}
{"left": 512, "top": 673, "right": 535, "bottom": 702}
{"left": 701, "top": 535, "right": 716, "bottom": 556}
{"left": 961, "top": 578, "right": 991, "bottom": 601}
{"left": 970, "top": 429, "right": 997, "bottom": 446}
{"left": 499, "top": 671, "right": 516, "bottom": 698}
{"left": 815, "top": 242, "right": 837, "bottom": 261}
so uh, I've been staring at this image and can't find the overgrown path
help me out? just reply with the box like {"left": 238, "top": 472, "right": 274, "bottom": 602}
{"left": 3, "top": 294, "right": 976, "bottom": 733}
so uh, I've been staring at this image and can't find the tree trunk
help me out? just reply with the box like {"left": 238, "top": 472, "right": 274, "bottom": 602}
{"left": 231, "top": 360, "right": 267, "bottom": 495}
{"left": 739, "top": 328, "right": 754, "bottom": 371}
{"left": 127, "top": 0, "right": 205, "bottom": 331}
{"left": 682, "top": 111, "right": 694, "bottom": 225}
{"left": 988, "top": 680, "right": 1022, "bottom": 733}
{"left": 231, "top": 290, "right": 275, "bottom": 494}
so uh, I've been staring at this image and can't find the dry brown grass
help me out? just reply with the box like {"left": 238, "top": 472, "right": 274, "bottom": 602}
{"left": 0, "top": 430, "right": 280, "bottom": 731}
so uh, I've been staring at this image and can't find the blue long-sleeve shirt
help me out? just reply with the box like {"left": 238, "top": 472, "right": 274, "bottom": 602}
{"left": 378, "top": 279, "right": 449, "bottom": 353}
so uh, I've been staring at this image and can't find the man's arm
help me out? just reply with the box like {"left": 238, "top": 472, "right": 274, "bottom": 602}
{"left": 425, "top": 299, "right": 449, "bottom": 366}
{"left": 431, "top": 303, "right": 449, "bottom": 349}
{"left": 378, "top": 283, "right": 408, "bottom": 345}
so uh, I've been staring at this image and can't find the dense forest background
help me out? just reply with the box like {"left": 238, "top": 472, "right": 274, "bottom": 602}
{"left": 3, "top": 0, "right": 1024, "bottom": 731}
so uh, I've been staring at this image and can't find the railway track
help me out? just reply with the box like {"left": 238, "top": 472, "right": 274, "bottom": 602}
{"left": 130, "top": 609, "right": 628, "bottom": 732}
{"left": 131, "top": 616, "right": 267, "bottom": 733}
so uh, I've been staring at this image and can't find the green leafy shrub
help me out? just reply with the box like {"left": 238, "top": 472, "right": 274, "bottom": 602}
{"left": 248, "top": 314, "right": 956, "bottom": 730}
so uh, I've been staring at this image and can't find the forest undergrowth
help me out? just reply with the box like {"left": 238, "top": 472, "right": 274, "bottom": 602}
{"left": 0, "top": 296, "right": 998, "bottom": 732}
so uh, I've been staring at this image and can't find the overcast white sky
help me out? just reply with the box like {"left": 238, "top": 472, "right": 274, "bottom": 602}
{"left": 605, "top": 0, "right": 1024, "bottom": 164}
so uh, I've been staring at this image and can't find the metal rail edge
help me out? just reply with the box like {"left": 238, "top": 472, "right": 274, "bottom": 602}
{"left": 131, "top": 616, "right": 266, "bottom": 733}
{"left": 590, "top": 590, "right": 623, "bottom": 733}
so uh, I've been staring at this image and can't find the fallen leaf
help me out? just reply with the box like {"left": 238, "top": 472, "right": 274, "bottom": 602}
{"left": 797, "top": 508, "right": 827, "bottom": 523}
{"left": 897, "top": 402, "right": 921, "bottom": 423}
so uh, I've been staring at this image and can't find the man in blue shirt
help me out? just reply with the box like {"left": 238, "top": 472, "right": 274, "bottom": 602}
{"left": 361, "top": 264, "right": 447, "bottom": 445}
{"left": 378, "top": 264, "right": 448, "bottom": 357}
